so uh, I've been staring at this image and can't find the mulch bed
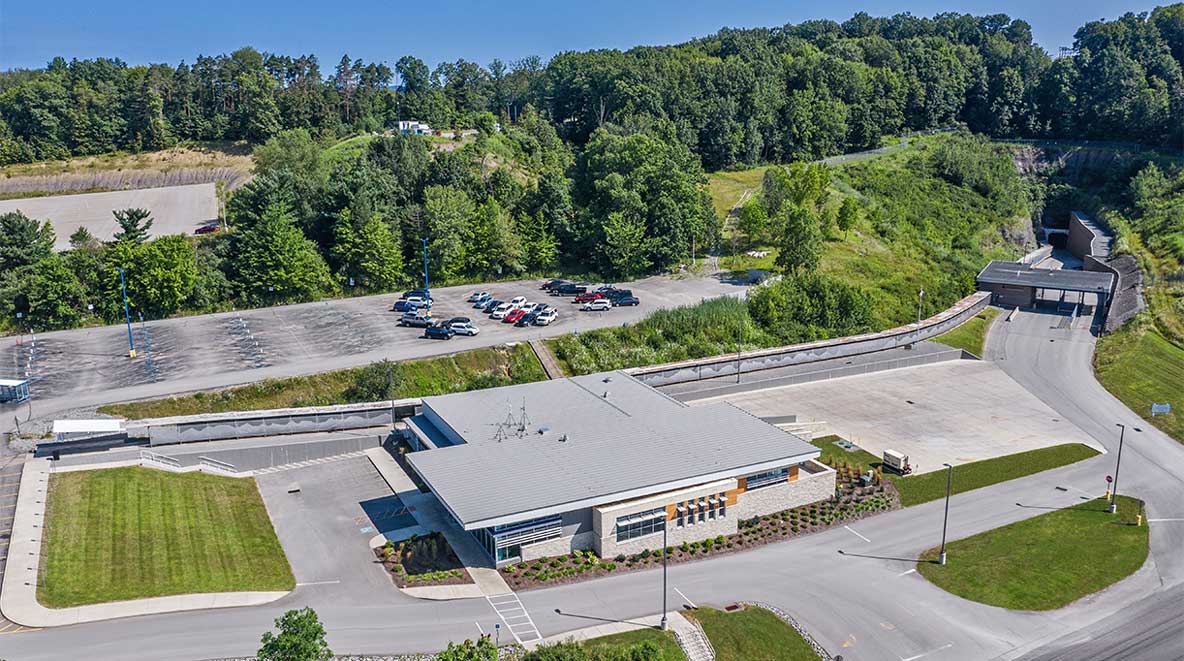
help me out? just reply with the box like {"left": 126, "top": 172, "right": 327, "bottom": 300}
{"left": 502, "top": 473, "right": 900, "bottom": 591}
{"left": 375, "top": 532, "right": 474, "bottom": 588}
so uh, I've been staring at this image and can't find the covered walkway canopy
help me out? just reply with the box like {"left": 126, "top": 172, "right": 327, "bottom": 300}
{"left": 977, "top": 261, "right": 1114, "bottom": 310}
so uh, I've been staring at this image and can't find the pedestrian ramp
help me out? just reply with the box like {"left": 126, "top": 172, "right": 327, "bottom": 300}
{"left": 486, "top": 592, "right": 543, "bottom": 644}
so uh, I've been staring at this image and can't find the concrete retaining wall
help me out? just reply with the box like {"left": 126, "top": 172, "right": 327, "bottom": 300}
{"left": 161, "top": 434, "right": 384, "bottom": 472}
{"left": 627, "top": 292, "right": 990, "bottom": 388}
{"left": 133, "top": 399, "right": 420, "bottom": 446}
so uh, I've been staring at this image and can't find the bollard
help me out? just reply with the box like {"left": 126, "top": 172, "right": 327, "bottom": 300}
{"left": 1137, "top": 514, "right": 1143, "bottom": 526}
{"left": 1104, "top": 487, "right": 1110, "bottom": 500}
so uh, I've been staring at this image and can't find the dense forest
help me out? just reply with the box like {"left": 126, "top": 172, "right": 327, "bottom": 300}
{"left": 2, "top": 7, "right": 1184, "bottom": 334}
{"left": 3, "top": 8, "right": 1184, "bottom": 167}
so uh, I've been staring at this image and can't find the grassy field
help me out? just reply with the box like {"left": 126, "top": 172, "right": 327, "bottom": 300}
{"left": 323, "top": 134, "right": 377, "bottom": 164}
{"left": 1096, "top": 323, "right": 1184, "bottom": 442}
{"left": 99, "top": 343, "right": 546, "bottom": 419}
{"left": 810, "top": 437, "right": 1099, "bottom": 507}
{"left": 40, "top": 467, "right": 293, "bottom": 607}
{"left": 917, "top": 496, "right": 1148, "bottom": 611}
{"left": 0, "top": 142, "right": 253, "bottom": 178}
{"left": 934, "top": 307, "right": 1002, "bottom": 356}
{"left": 584, "top": 628, "right": 687, "bottom": 660}
{"left": 707, "top": 168, "right": 768, "bottom": 220}
{"left": 687, "top": 606, "right": 819, "bottom": 661}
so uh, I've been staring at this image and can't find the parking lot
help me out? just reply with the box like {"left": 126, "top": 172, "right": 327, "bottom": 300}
{"left": 255, "top": 455, "right": 410, "bottom": 603}
{"left": 695, "top": 359, "right": 1102, "bottom": 474}
{"left": 0, "top": 273, "right": 742, "bottom": 416}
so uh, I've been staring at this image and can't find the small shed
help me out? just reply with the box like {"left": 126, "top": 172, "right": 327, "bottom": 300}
{"left": 0, "top": 378, "right": 30, "bottom": 404}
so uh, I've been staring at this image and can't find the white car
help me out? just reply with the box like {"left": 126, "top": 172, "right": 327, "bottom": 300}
{"left": 534, "top": 309, "right": 557, "bottom": 326}
{"left": 450, "top": 320, "right": 480, "bottom": 336}
{"left": 405, "top": 295, "right": 432, "bottom": 309}
{"left": 581, "top": 299, "right": 612, "bottom": 312}
{"left": 490, "top": 303, "right": 513, "bottom": 319}
{"left": 467, "top": 291, "right": 488, "bottom": 302}
{"left": 509, "top": 296, "right": 528, "bottom": 309}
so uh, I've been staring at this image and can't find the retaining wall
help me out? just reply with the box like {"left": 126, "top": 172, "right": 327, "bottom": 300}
{"left": 627, "top": 292, "right": 990, "bottom": 388}
{"left": 161, "top": 434, "right": 384, "bottom": 472}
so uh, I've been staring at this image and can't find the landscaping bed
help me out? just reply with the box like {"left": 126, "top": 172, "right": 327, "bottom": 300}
{"left": 375, "top": 532, "right": 473, "bottom": 588}
{"left": 686, "top": 605, "right": 820, "bottom": 661}
{"left": 500, "top": 478, "right": 898, "bottom": 591}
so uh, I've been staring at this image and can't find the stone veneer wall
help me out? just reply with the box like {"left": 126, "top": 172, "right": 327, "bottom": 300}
{"left": 521, "top": 531, "right": 596, "bottom": 562}
{"left": 734, "top": 461, "right": 835, "bottom": 520}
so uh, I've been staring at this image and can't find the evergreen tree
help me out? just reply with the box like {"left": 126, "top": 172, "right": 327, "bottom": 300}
{"left": 112, "top": 207, "right": 154, "bottom": 244}
{"left": 0, "top": 210, "right": 55, "bottom": 271}
{"left": 232, "top": 203, "right": 333, "bottom": 303}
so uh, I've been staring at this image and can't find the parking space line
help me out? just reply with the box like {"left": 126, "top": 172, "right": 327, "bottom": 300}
{"left": 901, "top": 643, "right": 953, "bottom": 661}
{"left": 844, "top": 525, "right": 871, "bottom": 543}
{"left": 673, "top": 587, "right": 697, "bottom": 608}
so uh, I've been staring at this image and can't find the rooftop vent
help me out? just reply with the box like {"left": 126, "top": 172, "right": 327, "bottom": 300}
{"left": 602, "top": 376, "right": 613, "bottom": 383}
{"left": 537, "top": 425, "right": 551, "bottom": 435}
{"left": 559, "top": 434, "right": 568, "bottom": 443}
{"left": 603, "top": 391, "right": 609, "bottom": 398}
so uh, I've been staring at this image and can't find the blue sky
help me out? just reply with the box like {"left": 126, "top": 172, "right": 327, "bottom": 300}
{"left": 0, "top": 0, "right": 1160, "bottom": 72}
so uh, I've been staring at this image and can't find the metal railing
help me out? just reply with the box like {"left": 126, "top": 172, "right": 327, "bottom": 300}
{"left": 139, "top": 449, "right": 181, "bottom": 469}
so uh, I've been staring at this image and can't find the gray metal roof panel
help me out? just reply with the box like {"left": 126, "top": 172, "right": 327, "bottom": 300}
{"left": 977, "top": 261, "right": 1114, "bottom": 293}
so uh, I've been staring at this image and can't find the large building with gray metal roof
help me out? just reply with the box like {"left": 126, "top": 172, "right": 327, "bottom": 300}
{"left": 405, "top": 371, "right": 835, "bottom": 564}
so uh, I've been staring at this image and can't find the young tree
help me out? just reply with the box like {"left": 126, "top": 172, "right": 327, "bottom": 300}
{"left": 112, "top": 207, "right": 154, "bottom": 244}
{"left": 0, "top": 210, "right": 55, "bottom": 271}
{"left": 737, "top": 197, "right": 769, "bottom": 244}
{"left": 836, "top": 197, "right": 861, "bottom": 239}
{"left": 519, "top": 211, "right": 559, "bottom": 272}
{"left": 69, "top": 226, "right": 98, "bottom": 250}
{"left": 21, "top": 254, "right": 86, "bottom": 330}
{"left": 422, "top": 185, "right": 474, "bottom": 281}
{"left": 257, "top": 607, "right": 332, "bottom": 661}
{"left": 775, "top": 205, "right": 822, "bottom": 276}
{"left": 232, "top": 203, "right": 333, "bottom": 303}
{"left": 332, "top": 210, "right": 404, "bottom": 290}
{"left": 600, "top": 211, "right": 650, "bottom": 278}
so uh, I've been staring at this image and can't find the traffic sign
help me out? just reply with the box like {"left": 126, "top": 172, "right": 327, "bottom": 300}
{"left": 1106, "top": 475, "right": 1113, "bottom": 483}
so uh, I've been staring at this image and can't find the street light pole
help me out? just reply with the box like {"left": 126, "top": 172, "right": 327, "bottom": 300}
{"left": 660, "top": 520, "right": 669, "bottom": 631}
{"left": 118, "top": 267, "right": 135, "bottom": 358}
{"left": 421, "top": 238, "right": 430, "bottom": 291}
{"left": 1109, "top": 423, "right": 1126, "bottom": 514}
{"left": 736, "top": 320, "right": 743, "bottom": 384}
{"left": 939, "top": 462, "right": 952, "bottom": 565}
{"left": 918, "top": 288, "right": 925, "bottom": 324}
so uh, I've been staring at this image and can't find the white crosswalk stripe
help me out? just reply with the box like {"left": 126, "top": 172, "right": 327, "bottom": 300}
{"left": 486, "top": 592, "right": 542, "bottom": 644}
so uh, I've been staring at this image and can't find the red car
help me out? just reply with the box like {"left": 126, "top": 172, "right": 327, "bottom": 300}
{"left": 503, "top": 309, "right": 528, "bottom": 324}
{"left": 573, "top": 292, "right": 604, "bottom": 304}
{"left": 194, "top": 223, "right": 222, "bottom": 235}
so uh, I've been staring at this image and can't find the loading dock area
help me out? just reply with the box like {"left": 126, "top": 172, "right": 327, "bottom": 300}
{"left": 976, "top": 261, "right": 1114, "bottom": 312}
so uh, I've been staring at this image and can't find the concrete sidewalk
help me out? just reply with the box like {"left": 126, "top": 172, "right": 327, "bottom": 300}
{"left": 365, "top": 447, "right": 512, "bottom": 598}
{"left": 0, "top": 458, "right": 289, "bottom": 628}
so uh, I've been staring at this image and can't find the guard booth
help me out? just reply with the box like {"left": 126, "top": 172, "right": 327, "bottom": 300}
{"left": 976, "top": 261, "right": 1115, "bottom": 316}
{"left": 0, "top": 378, "right": 30, "bottom": 404}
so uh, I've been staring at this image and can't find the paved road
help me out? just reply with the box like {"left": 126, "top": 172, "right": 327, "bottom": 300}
{"left": 0, "top": 273, "right": 743, "bottom": 439}
{"left": 3, "top": 304, "right": 1181, "bottom": 660}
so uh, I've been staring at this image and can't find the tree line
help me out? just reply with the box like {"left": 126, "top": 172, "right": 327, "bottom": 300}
{"left": 3, "top": 8, "right": 1184, "bottom": 167}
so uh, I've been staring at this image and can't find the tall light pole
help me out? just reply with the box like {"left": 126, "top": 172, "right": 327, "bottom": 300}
{"left": 917, "top": 288, "right": 925, "bottom": 324}
{"left": 660, "top": 519, "right": 669, "bottom": 631}
{"left": 421, "top": 238, "right": 430, "bottom": 291}
{"left": 1109, "top": 423, "right": 1127, "bottom": 514}
{"left": 118, "top": 267, "right": 135, "bottom": 358}
{"left": 735, "top": 320, "right": 744, "bottom": 384}
{"left": 939, "top": 462, "right": 953, "bottom": 565}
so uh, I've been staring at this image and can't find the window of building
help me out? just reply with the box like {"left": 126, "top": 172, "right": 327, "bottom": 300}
{"left": 475, "top": 515, "right": 563, "bottom": 564}
{"left": 719, "top": 492, "right": 727, "bottom": 517}
{"left": 697, "top": 498, "right": 706, "bottom": 522}
{"left": 616, "top": 507, "right": 666, "bottom": 542}
{"left": 746, "top": 466, "right": 790, "bottom": 490}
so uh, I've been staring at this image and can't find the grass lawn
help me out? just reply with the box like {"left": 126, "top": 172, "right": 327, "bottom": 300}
{"left": 810, "top": 437, "right": 1099, "bottom": 507}
{"left": 1096, "top": 324, "right": 1184, "bottom": 442}
{"left": 584, "top": 627, "right": 687, "bottom": 661}
{"left": 892, "top": 444, "right": 1100, "bottom": 507}
{"left": 688, "top": 606, "right": 819, "bottom": 661}
{"left": 917, "top": 496, "right": 1148, "bottom": 611}
{"left": 934, "top": 307, "right": 1002, "bottom": 357}
{"left": 40, "top": 467, "right": 294, "bottom": 608}
{"left": 99, "top": 344, "right": 546, "bottom": 419}
{"left": 707, "top": 167, "right": 767, "bottom": 220}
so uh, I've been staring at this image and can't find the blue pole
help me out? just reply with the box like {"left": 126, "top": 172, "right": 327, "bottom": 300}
{"left": 422, "top": 238, "right": 429, "bottom": 291}
{"left": 118, "top": 267, "right": 135, "bottom": 358}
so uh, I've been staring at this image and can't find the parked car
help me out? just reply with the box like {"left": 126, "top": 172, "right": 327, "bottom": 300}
{"left": 401, "top": 288, "right": 431, "bottom": 300}
{"left": 593, "top": 284, "right": 617, "bottom": 293}
{"left": 504, "top": 309, "right": 528, "bottom": 324}
{"left": 404, "top": 295, "right": 432, "bottom": 309}
{"left": 449, "top": 319, "right": 480, "bottom": 336}
{"left": 541, "top": 278, "right": 566, "bottom": 291}
{"left": 581, "top": 299, "right": 612, "bottom": 312}
{"left": 391, "top": 299, "right": 419, "bottom": 313}
{"left": 574, "top": 291, "right": 603, "bottom": 303}
{"left": 490, "top": 303, "right": 513, "bottom": 320}
{"left": 534, "top": 309, "right": 558, "bottom": 325}
{"left": 194, "top": 223, "right": 221, "bottom": 235}
{"left": 472, "top": 293, "right": 492, "bottom": 308}
{"left": 482, "top": 299, "right": 503, "bottom": 313}
{"left": 516, "top": 310, "right": 540, "bottom": 326}
{"left": 556, "top": 283, "right": 587, "bottom": 295}
{"left": 424, "top": 323, "right": 454, "bottom": 340}
{"left": 530, "top": 302, "right": 551, "bottom": 313}
{"left": 612, "top": 296, "right": 640, "bottom": 307}
{"left": 605, "top": 289, "right": 633, "bottom": 301}
{"left": 509, "top": 296, "right": 528, "bottom": 308}
{"left": 399, "top": 311, "right": 433, "bottom": 327}
{"left": 467, "top": 291, "right": 489, "bottom": 302}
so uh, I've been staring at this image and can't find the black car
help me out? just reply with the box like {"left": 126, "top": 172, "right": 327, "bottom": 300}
{"left": 401, "top": 288, "right": 432, "bottom": 300}
{"left": 555, "top": 283, "right": 587, "bottom": 295}
{"left": 540, "top": 278, "right": 566, "bottom": 291}
{"left": 516, "top": 310, "right": 540, "bottom": 326}
{"left": 612, "top": 296, "right": 640, "bottom": 306}
{"left": 482, "top": 299, "right": 503, "bottom": 312}
{"left": 424, "top": 324, "right": 454, "bottom": 340}
{"left": 605, "top": 288, "right": 633, "bottom": 300}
